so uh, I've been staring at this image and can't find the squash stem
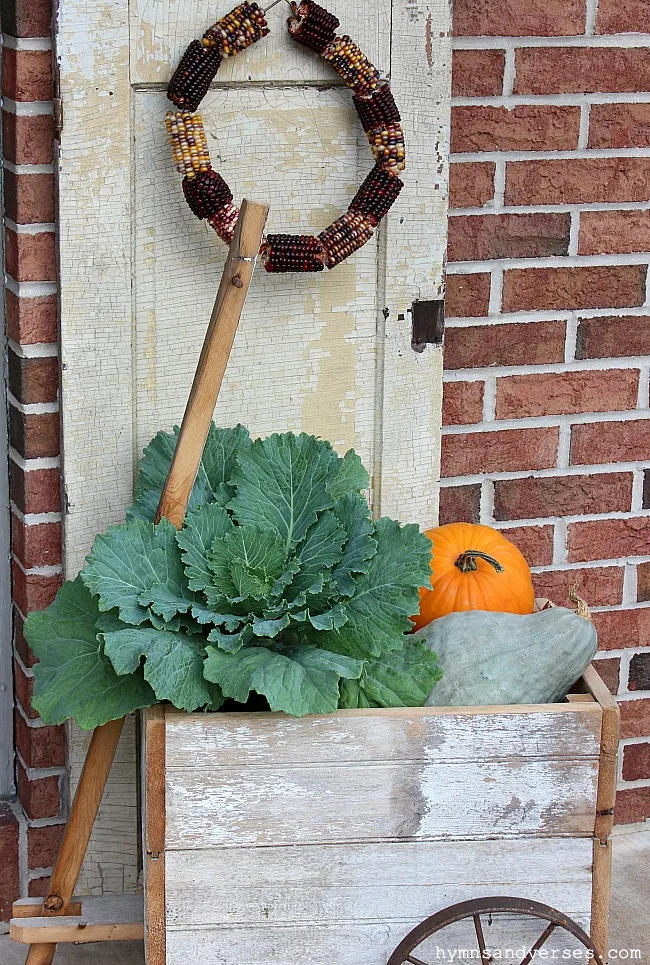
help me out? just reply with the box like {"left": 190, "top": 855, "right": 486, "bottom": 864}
{"left": 455, "top": 550, "right": 504, "bottom": 574}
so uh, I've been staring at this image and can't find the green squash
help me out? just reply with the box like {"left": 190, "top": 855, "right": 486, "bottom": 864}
{"left": 416, "top": 606, "right": 597, "bottom": 706}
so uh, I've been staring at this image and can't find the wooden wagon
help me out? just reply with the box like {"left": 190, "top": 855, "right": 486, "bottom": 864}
{"left": 142, "top": 664, "right": 618, "bottom": 965}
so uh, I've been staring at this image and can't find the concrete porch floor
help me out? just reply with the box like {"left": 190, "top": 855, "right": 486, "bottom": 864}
{"left": 2, "top": 827, "right": 648, "bottom": 964}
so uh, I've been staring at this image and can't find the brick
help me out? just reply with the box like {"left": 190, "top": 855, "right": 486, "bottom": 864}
{"left": 589, "top": 103, "right": 650, "bottom": 149}
{"left": 597, "top": 0, "right": 650, "bottom": 34}
{"left": 622, "top": 742, "right": 650, "bottom": 782}
{"left": 8, "top": 351, "right": 58, "bottom": 405}
{"left": 568, "top": 517, "right": 650, "bottom": 563}
{"left": 15, "top": 711, "right": 66, "bottom": 769}
{"left": 14, "top": 656, "right": 39, "bottom": 720}
{"left": 0, "top": 0, "right": 52, "bottom": 36}
{"left": 616, "top": 785, "right": 650, "bottom": 824}
{"left": 452, "top": 49, "right": 505, "bottom": 97}
{"left": 453, "top": 0, "right": 585, "bottom": 36}
{"left": 1, "top": 48, "right": 52, "bottom": 101}
{"left": 494, "top": 473, "right": 633, "bottom": 521}
{"left": 12, "top": 515, "right": 62, "bottom": 569}
{"left": 571, "top": 419, "right": 650, "bottom": 466}
{"left": 532, "top": 566, "right": 624, "bottom": 608}
{"left": 28, "top": 824, "right": 65, "bottom": 871}
{"left": 5, "top": 290, "right": 58, "bottom": 345}
{"left": 28, "top": 876, "right": 50, "bottom": 898}
{"left": 495, "top": 369, "right": 639, "bottom": 419}
{"left": 576, "top": 315, "right": 650, "bottom": 360}
{"left": 620, "top": 698, "right": 650, "bottom": 739}
{"left": 8, "top": 350, "right": 59, "bottom": 405}
{"left": 593, "top": 656, "right": 620, "bottom": 695}
{"left": 497, "top": 525, "right": 554, "bottom": 566}
{"left": 579, "top": 210, "right": 650, "bottom": 256}
{"left": 3, "top": 170, "right": 56, "bottom": 224}
{"left": 14, "top": 610, "right": 37, "bottom": 668}
{"left": 505, "top": 158, "right": 650, "bottom": 206}
{"left": 441, "top": 427, "right": 559, "bottom": 477}
{"left": 9, "top": 406, "right": 60, "bottom": 459}
{"left": 451, "top": 106, "right": 581, "bottom": 154}
{"left": 10, "top": 463, "right": 61, "bottom": 515}
{"left": 2, "top": 111, "right": 54, "bottom": 164}
{"left": 449, "top": 162, "right": 495, "bottom": 209}
{"left": 17, "top": 760, "right": 61, "bottom": 820}
{"left": 591, "top": 607, "right": 650, "bottom": 651}
{"left": 4, "top": 229, "right": 56, "bottom": 283}
{"left": 0, "top": 804, "right": 20, "bottom": 921}
{"left": 629, "top": 652, "right": 650, "bottom": 691}
{"left": 445, "top": 273, "right": 491, "bottom": 318}
{"left": 502, "top": 266, "right": 647, "bottom": 313}
{"left": 444, "top": 320, "right": 566, "bottom": 369}
{"left": 12, "top": 561, "right": 62, "bottom": 615}
{"left": 636, "top": 562, "right": 650, "bottom": 603}
{"left": 448, "top": 213, "right": 570, "bottom": 263}
{"left": 438, "top": 484, "right": 481, "bottom": 525}
{"left": 515, "top": 47, "right": 650, "bottom": 95}
{"left": 442, "top": 380, "right": 484, "bottom": 426}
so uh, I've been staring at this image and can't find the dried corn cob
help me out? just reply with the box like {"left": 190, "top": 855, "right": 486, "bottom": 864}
{"left": 349, "top": 164, "right": 403, "bottom": 224}
{"left": 202, "top": 2, "right": 269, "bottom": 56}
{"left": 208, "top": 201, "right": 241, "bottom": 244}
{"left": 165, "top": 111, "right": 211, "bottom": 178}
{"left": 353, "top": 83, "right": 400, "bottom": 133}
{"left": 288, "top": 0, "right": 339, "bottom": 54}
{"left": 322, "top": 35, "right": 379, "bottom": 96}
{"left": 368, "top": 121, "right": 406, "bottom": 174}
{"left": 183, "top": 170, "right": 233, "bottom": 219}
{"left": 262, "top": 234, "right": 326, "bottom": 272}
{"left": 319, "top": 211, "right": 374, "bottom": 268}
{"left": 167, "top": 40, "right": 222, "bottom": 112}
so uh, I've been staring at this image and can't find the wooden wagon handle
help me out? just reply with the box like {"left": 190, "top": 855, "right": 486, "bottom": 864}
{"left": 155, "top": 199, "right": 270, "bottom": 528}
{"left": 25, "top": 199, "right": 269, "bottom": 965}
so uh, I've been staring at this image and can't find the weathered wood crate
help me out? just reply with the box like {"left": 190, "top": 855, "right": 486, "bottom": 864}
{"left": 143, "top": 665, "right": 618, "bottom": 965}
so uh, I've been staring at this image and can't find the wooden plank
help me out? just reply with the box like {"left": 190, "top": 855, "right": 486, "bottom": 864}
{"left": 165, "top": 757, "right": 598, "bottom": 849}
{"left": 12, "top": 899, "right": 82, "bottom": 919}
{"left": 130, "top": 0, "right": 391, "bottom": 85}
{"left": 12, "top": 895, "right": 143, "bottom": 945}
{"left": 144, "top": 705, "right": 166, "bottom": 965}
{"left": 165, "top": 705, "right": 602, "bottom": 770}
{"left": 583, "top": 664, "right": 619, "bottom": 957}
{"left": 155, "top": 199, "right": 269, "bottom": 528}
{"left": 165, "top": 836, "right": 593, "bottom": 928}
{"left": 164, "top": 913, "right": 594, "bottom": 965}
{"left": 374, "top": 0, "right": 449, "bottom": 524}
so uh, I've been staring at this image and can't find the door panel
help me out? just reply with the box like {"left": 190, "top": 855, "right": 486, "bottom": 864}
{"left": 57, "top": 0, "right": 451, "bottom": 895}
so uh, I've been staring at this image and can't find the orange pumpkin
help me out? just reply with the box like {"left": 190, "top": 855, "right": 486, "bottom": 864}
{"left": 412, "top": 522, "right": 535, "bottom": 631}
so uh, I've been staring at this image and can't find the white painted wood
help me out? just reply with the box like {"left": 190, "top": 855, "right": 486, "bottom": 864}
{"left": 165, "top": 705, "right": 603, "bottom": 769}
{"left": 165, "top": 757, "right": 598, "bottom": 849}
{"left": 165, "top": 913, "right": 594, "bottom": 965}
{"left": 165, "top": 837, "right": 594, "bottom": 927}
{"left": 131, "top": 0, "right": 391, "bottom": 85}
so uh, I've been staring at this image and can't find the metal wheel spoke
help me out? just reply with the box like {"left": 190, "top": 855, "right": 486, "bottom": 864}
{"left": 473, "top": 914, "right": 493, "bottom": 964}
{"left": 518, "top": 922, "right": 556, "bottom": 965}
{"left": 406, "top": 956, "right": 430, "bottom": 965}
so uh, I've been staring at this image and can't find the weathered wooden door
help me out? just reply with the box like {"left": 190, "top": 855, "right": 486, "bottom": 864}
{"left": 56, "top": 0, "right": 451, "bottom": 893}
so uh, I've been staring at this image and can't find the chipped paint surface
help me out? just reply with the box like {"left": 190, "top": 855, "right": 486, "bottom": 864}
{"left": 58, "top": 0, "right": 451, "bottom": 896}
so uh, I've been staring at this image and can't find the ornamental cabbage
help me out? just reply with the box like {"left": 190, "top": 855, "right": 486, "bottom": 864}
{"left": 25, "top": 426, "right": 440, "bottom": 729}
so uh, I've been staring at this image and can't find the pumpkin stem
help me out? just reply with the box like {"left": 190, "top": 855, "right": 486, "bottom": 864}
{"left": 569, "top": 583, "right": 592, "bottom": 621}
{"left": 455, "top": 550, "right": 505, "bottom": 574}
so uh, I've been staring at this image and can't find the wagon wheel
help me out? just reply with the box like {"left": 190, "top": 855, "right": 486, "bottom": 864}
{"left": 386, "top": 897, "right": 604, "bottom": 965}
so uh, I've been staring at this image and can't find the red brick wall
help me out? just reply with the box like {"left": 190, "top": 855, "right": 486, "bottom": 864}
{"left": 445, "top": 0, "right": 650, "bottom": 823}
{"left": 1, "top": 0, "right": 65, "bottom": 911}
